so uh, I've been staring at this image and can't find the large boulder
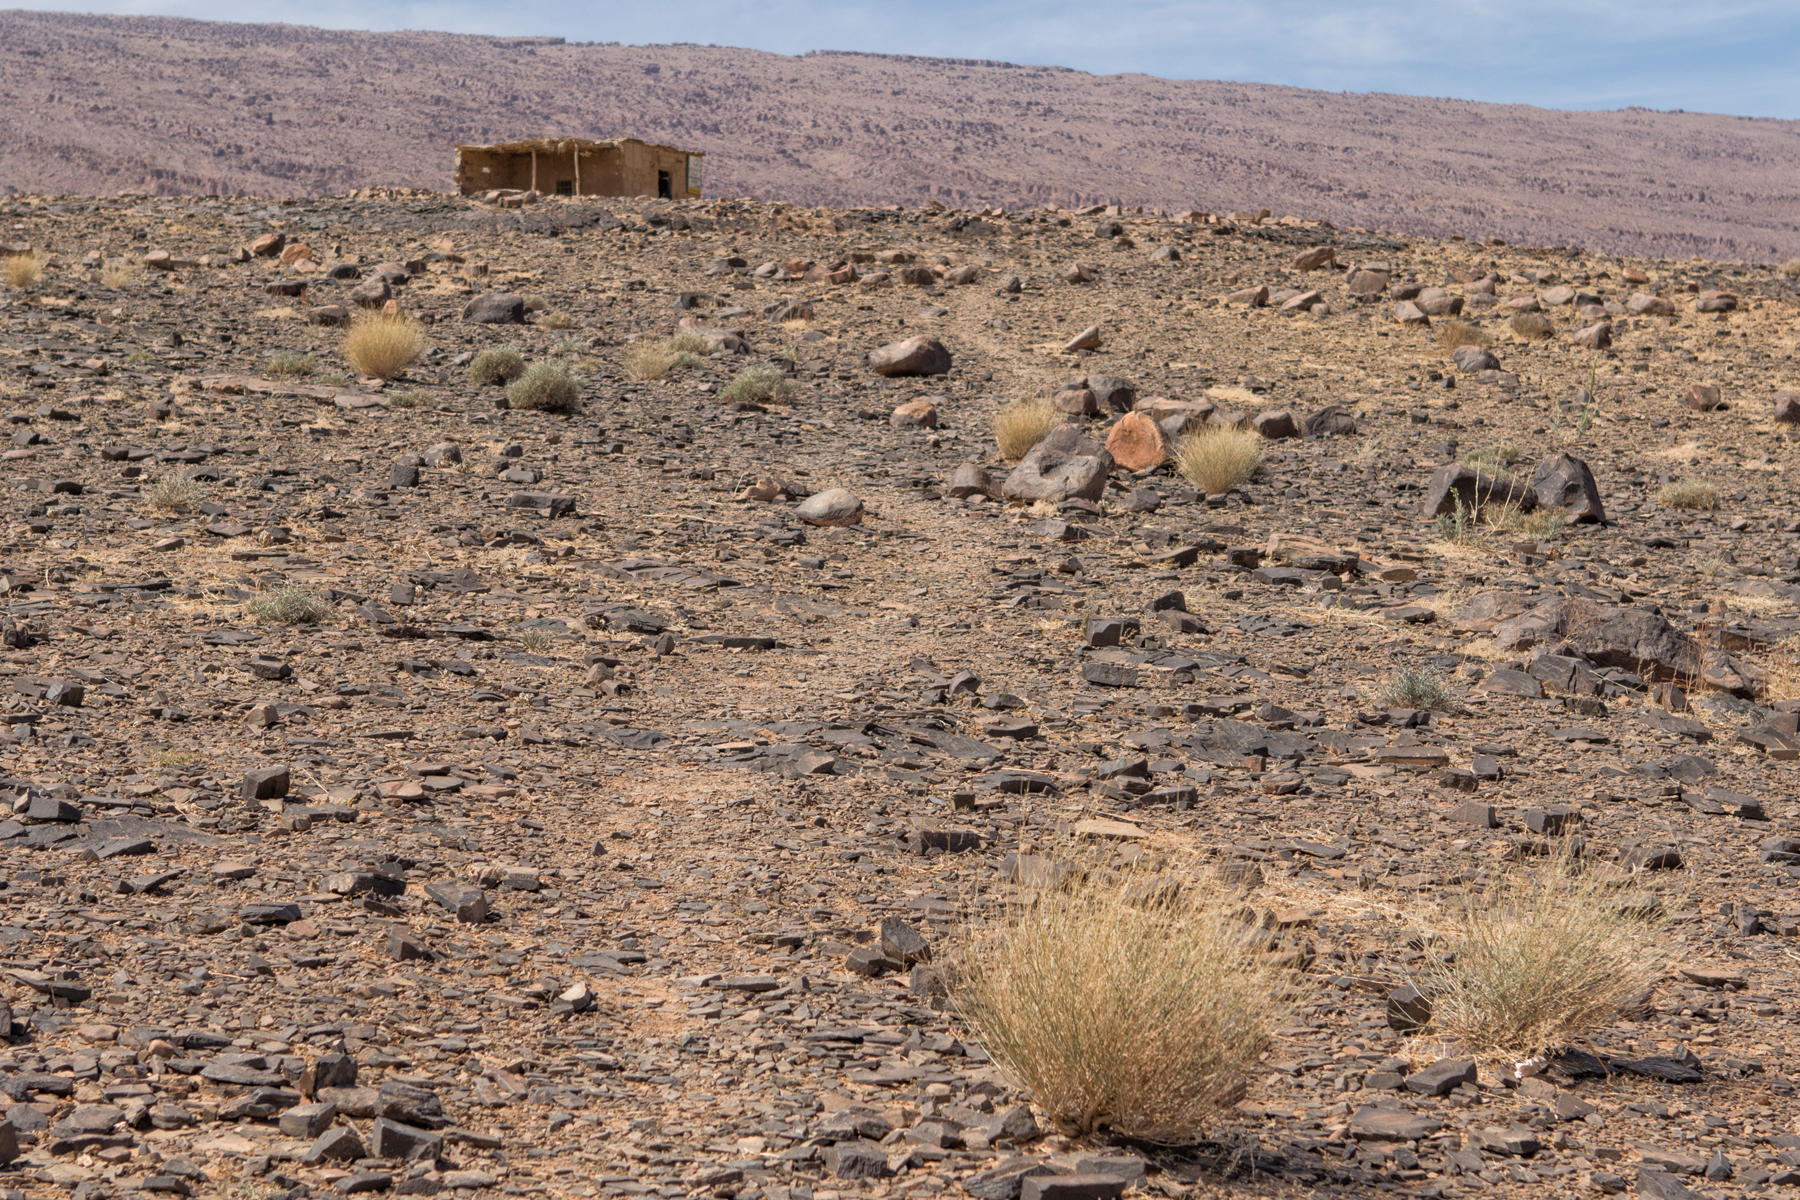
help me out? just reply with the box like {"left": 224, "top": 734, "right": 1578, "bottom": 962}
{"left": 870, "top": 336, "right": 951, "bottom": 377}
{"left": 1530, "top": 453, "right": 1605, "bottom": 524}
{"left": 1104, "top": 412, "right": 1167, "bottom": 472}
{"left": 463, "top": 292, "right": 525, "bottom": 324}
{"left": 1452, "top": 345, "right": 1501, "bottom": 373}
{"left": 796, "top": 488, "right": 865, "bottom": 527}
{"left": 1002, "top": 445, "right": 1113, "bottom": 503}
{"left": 1421, "top": 463, "right": 1536, "bottom": 519}
{"left": 1560, "top": 605, "right": 1699, "bottom": 681}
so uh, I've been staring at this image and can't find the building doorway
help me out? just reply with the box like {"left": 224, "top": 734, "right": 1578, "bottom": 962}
{"left": 657, "top": 170, "right": 671, "bottom": 199}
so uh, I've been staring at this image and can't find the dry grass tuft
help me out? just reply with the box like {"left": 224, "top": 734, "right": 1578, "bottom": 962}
{"left": 624, "top": 333, "right": 709, "bottom": 381}
{"left": 144, "top": 472, "right": 204, "bottom": 514}
{"left": 267, "top": 351, "right": 316, "bottom": 378}
{"left": 1436, "top": 318, "right": 1489, "bottom": 351}
{"left": 1408, "top": 850, "right": 1671, "bottom": 1062}
{"left": 720, "top": 364, "right": 795, "bottom": 405}
{"left": 100, "top": 259, "right": 138, "bottom": 289}
{"left": 954, "top": 853, "right": 1297, "bottom": 1142}
{"left": 1379, "top": 667, "right": 1450, "bottom": 710}
{"left": 343, "top": 310, "right": 425, "bottom": 380}
{"left": 993, "top": 399, "right": 1062, "bottom": 461}
{"left": 244, "top": 585, "right": 331, "bottom": 626}
{"left": 1658, "top": 477, "right": 1720, "bottom": 511}
{"left": 1509, "top": 312, "right": 1555, "bottom": 341}
{"left": 3, "top": 251, "right": 46, "bottom": 289}
{"left": 1782, "top": 260, "right": 1800, "bottom": 279}
{"left": 505, "top": 362, "right": 581, "bottom": 412}
{"left": 1174, "top": 426, "right": 1264, "bottom": 495}
{"left": 469, "top": 347, "right": 525, "bottom": 386}
{"left": 538, "top": 310, "right": 575, "bottom": 330}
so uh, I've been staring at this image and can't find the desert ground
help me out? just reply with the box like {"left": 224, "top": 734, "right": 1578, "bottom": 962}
{"left": 1, "top": 189, "right": 1799, "bottom": 1200}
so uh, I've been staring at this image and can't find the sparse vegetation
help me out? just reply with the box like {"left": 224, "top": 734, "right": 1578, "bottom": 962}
{"left": 2, "top": 251, "right": 46, "bottom": 289}
{"left": 1658, "top": 477, "right": 1720, "bottom": 511}
{"left": 1379, "top": 667, "right": 1450, "bottom": 710}
{"left": 539, "top": 310, "right": 575, "bottom": 330}
{"left": 1782, "top": 260, "right": 1800, "bottom": 279}
{"left": 993, "top": 399, "right": 1062, "bottom": 461}
{"left": 1435, "top": 496, "right": 1480, "bottom": 546}
{"left": 720, "top": 364, "right": 795, "bottom": 405}
{"left": 1436, "top": 318, "right": 1488, "bottom": 351}
{"left": 387, "top": 388, "right": 428, "bottom": 408}
{"left": 505, "top": 362, "right": 581, "bottom": 412}
{"left": 144, "top": 472, "right": 204, "bottom": 514}
{"left": 244, "top": 585, "right": 331, "bottom": 626}
{"left": 1509, "top": 312, "right": 1555, "bottom": 340}
{"left": 100, "top": 259, "right": 138, "bottom": 289}
{"left": 1461, "top": 446, "right": 1526, "bottom": 473}
{"left": 343, "top": 309, "right": 425, "bottom": 380}
{"left": 469, "top": 347, "right": 526, "bottom": 386}
{"left": 1408, "top": 850, "right": 1670, "bottom": 1061}
{"left": 1174, "top": 426, "right": 1263, "bottom": 495}
{"left": 267, "top": 351, "right": 316, "bottom": 378}
{"left": 954, "top": 854, "right": 1296, "bottom": 1142}
{"left": 624, "top": 333, "right": 708, "bottom": 381}
{"left": 518, "top": 629, "right": 551, "bottom": 654}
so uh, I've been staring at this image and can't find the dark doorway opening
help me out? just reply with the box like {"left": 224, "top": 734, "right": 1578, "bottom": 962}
{"left": 555, "top": 179, "right": 573, "bottom": 196}
{"left": 657, "top": 170, "right": 672, "bottom": 199}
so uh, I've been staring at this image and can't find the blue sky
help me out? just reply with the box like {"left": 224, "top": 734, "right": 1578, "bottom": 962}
{"left": 22, "top": 0, "right": 1800, "bottom": 119}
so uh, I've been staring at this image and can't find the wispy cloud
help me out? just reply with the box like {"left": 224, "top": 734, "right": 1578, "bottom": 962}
{"left": 16, "top": 0, "right": 1800, "bottom": 116}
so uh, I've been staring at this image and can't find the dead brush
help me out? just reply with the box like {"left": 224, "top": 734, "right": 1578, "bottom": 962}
{"left": 1509, "top": 312, "right": 1555, "bottom": 341}
{"left": 244, "top": 585, "right": 331, "bottom": 626}
{"left": 993, "top": 399, "right": 1062, "bottom": 461}
{"left": 2, "top": 251, "right": 46, "bottom": 289}
{"left": 1436, "top": 318, "right": 1489, "bottom": 351}
{"left": 343, "top": 309, "right": 425, "bottom": 380}
{"left": 720, "top": 364, "right": 795, "bottom": 405}
{"left": 1658, "top": 476, "right": 1719, "bottom": 511}
{"left": 624, "top": 333, "right": 709, "bottom": 381}
{"left": 469, "top": 347, "right": 525, "bottom": 386}
{"left": 1174, "top": 426, "right": 1263, "bottom": 495}
{"left": 952, "top": 849, "right": 1299, "bottom": 1142}
{"left": 1406, "top": 847, "right": 1672, "bottom": 1063}
{"left": 143, "top": 472, "right": 205, "bottom": 515}
{"left": 1378, "top": 667, "right": 1450, "bottom": 710}
{"left": 505, "top": 362, "right": 581, "bottom": 412}
{"left": 100, "top": 259, "right": 138, "bottom": 289}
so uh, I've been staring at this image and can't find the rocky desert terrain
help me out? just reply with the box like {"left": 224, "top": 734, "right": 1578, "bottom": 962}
{"left": 2, "top": 188, "right": 1800, "bottom": 1200}
{"left": 5, "top": 10, "right": 1800, "bottom": 262}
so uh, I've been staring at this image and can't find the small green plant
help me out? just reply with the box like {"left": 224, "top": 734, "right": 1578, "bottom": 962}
{"left": 313, "top": 370, "right": 350, "bottom": 388}
{"left": 505, "top": 362, "right": 581, "bottom": 412}
{"left": 1658, "top": 476, "right": 1719, "bottom": 511}
{"left": 144, "top": 472, "right": 204, "bottom": 514}
{"left": 1435, "top": 495, "right": 1480, "bottom": 546}
{"left": 518, "top": 629, "right": 551, "bottom": 654}
{"left": 624, "top": 333, "right": 708, "bottom": 381}
{"left": 720, "top": 364, "right": 795, "bottom": 405}
{"left": 470, "top": 347, "right": 525, "bottom": 385}
{"left": 387, "top": 388, "right": 428, "bottom": 409}
{"left": 1379, "top": 667, "right": 1450, "bottom": 710}
{"left": 125, "top": 349, "right": 157, "bottom": 366}
{"left": 267, "top": 351, "right": 316, "bottom": 378}
{"left": 1553, "top": 364, "right": 1602, "bottom": 444}
{"left": 244, "top": 585, "right": 330, "bottom": 626}
{"left": 1174, "top": 426, "right": 1263, "bottom": 495}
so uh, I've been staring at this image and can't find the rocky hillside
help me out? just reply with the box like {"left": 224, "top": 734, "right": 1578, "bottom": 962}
{"left": 1, "top": 187, "right": 1798, "bottom": 1196}
{"left": 2, "top": 10, "right": 1800, "bottom": 261}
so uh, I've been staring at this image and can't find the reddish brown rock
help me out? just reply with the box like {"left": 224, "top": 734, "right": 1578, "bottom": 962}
{"left": 1104, "top": 411, "right": 1167, "bottom": 471}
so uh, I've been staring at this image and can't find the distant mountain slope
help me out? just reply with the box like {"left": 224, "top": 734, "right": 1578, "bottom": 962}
{"left": 2, "top": 9, "right": 1798, "bottom": 260}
